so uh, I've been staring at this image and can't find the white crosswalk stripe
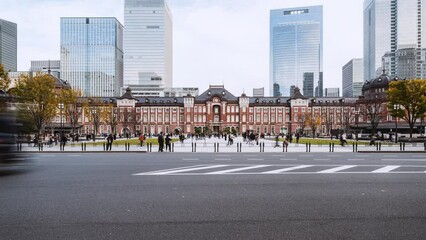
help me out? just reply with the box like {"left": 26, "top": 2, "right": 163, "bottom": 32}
{"left": 318, "top": 165, "right": 357, "bottom": 173}
{"left": 372, "top": 165, "right": 400, "bottom": 173}
{"left": 133, "top": 165, "right": 426, "bottom": 176}
{"left": 263, "top": 165, "right": 313, "bottom": 174}
{"left": 207, "top": 165, "right": 270, "bottom": 174}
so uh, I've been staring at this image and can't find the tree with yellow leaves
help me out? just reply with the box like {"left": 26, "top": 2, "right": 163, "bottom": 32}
{"left": 0, "top": 64, "right": 11, "bottom": 92}
{"left": 387, "top": 79, "right": 426, "bottom": 138}
{"left": 11, "top": 73, "right": 58, "bottom": 138}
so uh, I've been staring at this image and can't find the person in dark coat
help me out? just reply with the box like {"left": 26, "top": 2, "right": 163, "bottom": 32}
{"left": 106, "top": 134, "right": 114, "bottom": 151}
{"left": 158, "top": 132, "right": 164, "bottom": 152}
{"left": 165, "top": 134, "right": 171, "bottom": 152}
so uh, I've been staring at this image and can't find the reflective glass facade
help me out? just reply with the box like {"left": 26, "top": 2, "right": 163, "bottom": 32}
{"left": 270, "top": 6, "right": 323, "bottom": 97}
{"left": 342, "top": 58, "right": 364, "bottom": 97}
{"left": 60, "top": 17, "right": 123, "bottom": 97}
{"left": 124, "top": 0, "right": 173, "bottom": 92}
{"left": 0, "top": 19, "right": 17, "bottom": 72}
{"left": 364, "top": 0, "right": 426, "bottom": 80}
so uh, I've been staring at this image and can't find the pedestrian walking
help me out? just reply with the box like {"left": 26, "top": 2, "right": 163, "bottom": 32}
{"left": 165, "top": 134, "right": 171, "bottom": 152}
{"left": 106, "top": 134, "right": 114, "bottom": 151}
{"left": 139, "top": 134, "right": 145, "bottom": 147}
{"left": 158, "top": 132, "right": 164, "bottom": 152}
{"left": 274, "top": 135, "right": 280, "bottom": 148}
{"left": 60, "top": 134, "right": 67, "bottom": 149}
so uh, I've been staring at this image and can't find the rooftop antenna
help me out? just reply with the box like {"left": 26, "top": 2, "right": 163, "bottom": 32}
{"left": 48, "top": 59, "right": 51, "bottom": 75}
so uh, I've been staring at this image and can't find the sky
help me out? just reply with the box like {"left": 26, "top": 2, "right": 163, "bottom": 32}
{"left": 2, "top": 0, "right": 364, "bottom": 96}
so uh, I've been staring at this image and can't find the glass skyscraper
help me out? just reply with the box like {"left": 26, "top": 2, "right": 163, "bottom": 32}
{"left": 124, "top": 0, "right": 173, "bottom": 96}
{"left": 60, "top": 17, "right": 123, "bottom": 97}
{"left": 270, "top": 6, "right": 323, "bottom": 97}
{"left": 0, "top": 19, "right": 17, "bottom": 72}
{"left": 364, "top": 0, "right": 426, "bottom": 80}
{"left": 342, "top": 58, "right": 364, "bottom": 97}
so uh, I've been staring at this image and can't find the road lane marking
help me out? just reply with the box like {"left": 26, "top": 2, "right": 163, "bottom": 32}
{"left": 247, "top": 158, "right": 264, "bottom": 161}
{"left": 348, "top": 159, "right": 365, "bottom": 161}
{"left": 182, "top": 158, "right": 199, "bottom": 161}
{"left": 314, "top": 159, "right": 330, "bottom": 161}
{"left": 263, "top": 165, "right": 313, "bottom": 174}
{"left": 206, "top": 165, "right": 270, "bottom": 174}
{"left": 382, "top": 159, "right": 426, "bottom": 162}
{"left": 216, "top": 155, "right": 230, "bottom": 157}
{"left": 318, "top": 165, "right": 357, "bottom": 173}
{"left": 215, "top": 158, "right": 231, "bottom": 161}
{"left": 67, "top": 155, "right": 81, "bottom": 157}
{"left": 280, "top": 158, "right": 297, "bottom": 161}
{"left": 133, "top": 165, "right": 204, "bottom": 175}
{"left": 151, "top": 165, "right": 228, "bottom": 175}
{"left": 372, "top": 166, "right": 400, "bottom": 173}
{"left": 134, "top": 164, "right": 426, "bottom": 176}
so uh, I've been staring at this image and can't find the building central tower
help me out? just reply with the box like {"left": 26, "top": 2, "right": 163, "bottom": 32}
{"left": 270, "top": 6, "right": 323, "bottom": 97}
{"left": 124, "top": 0, "right": 173, "bottom": 97}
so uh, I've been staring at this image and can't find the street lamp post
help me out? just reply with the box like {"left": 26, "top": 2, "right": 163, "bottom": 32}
{"left": 355, "top": 107, "right": 360, "bottom": 141}
{"left": 339, "top": 98, "right": 345, "bottom": 135}
{"left": 58, "top": 103, "right": 64, "bottom": 150}
{"left": 311, "top": 98, "right": 316, "bottom": 138}
{"left": 394, "top": 104, "right": 400, "bottom": 143}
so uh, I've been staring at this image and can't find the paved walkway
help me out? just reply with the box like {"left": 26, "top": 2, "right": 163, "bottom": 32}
{"left": 17, "top": 136, "right": 426, "bottom": 153}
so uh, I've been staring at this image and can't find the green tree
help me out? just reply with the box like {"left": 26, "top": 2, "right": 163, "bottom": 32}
{"left": 387, "top": 79, "right": 426, "bottom": 138}
{"left": 12, "top": 73, "right": 58, "bottom": 138}
{"left": 84, "top": 98, "right": 103, "bottom": 137}
{"left": 304, "top": 112, "right": 321, "bottom": 138}
{"left": 0, "top": 64, "right": 11, "bottom": 92}
{"left": 59, "top": 88, "right": 83, "bottom": 134}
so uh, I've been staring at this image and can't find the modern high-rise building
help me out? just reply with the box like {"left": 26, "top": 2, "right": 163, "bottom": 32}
{"left": 364, "top": 0, "right": 426, "bottom": 80}
{"left": 124, "top": 0, "right": 173, "bottom": 97}
{"left": 60, "top": 17, "right": 124, "bottom": 97}
{"left": 342, "top": 58, "right": 364, "bottom": 97}
{"left": 253, "top": 87, "right": 265, "bottom": 97}
{"left": 270, "top": 5, "right": 323, "bottom": 97}
{"left": 324, "top": 88, "right": 340, "bottom": 97}
{"left": 0, "top": 19, "right": 17, "bottom": 72}
{"left": 30, "top": 60, "right": 61, "bottom": 79}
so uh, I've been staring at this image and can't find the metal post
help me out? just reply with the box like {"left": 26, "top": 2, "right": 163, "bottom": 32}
{"left": 332, "top": 143, "right": 335, "bottom": 152}
{"left": 194, "top": 143, "right": 196, "bottom": 152}
{"left": 172, "top": 143, "right": 174, "bottom": 152}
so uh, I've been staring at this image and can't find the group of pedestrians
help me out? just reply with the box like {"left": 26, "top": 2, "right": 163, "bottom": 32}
{"left": 157, "top": 132, "right": 172, "bottom": 152}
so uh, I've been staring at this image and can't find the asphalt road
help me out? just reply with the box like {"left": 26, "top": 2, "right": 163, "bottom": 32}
{"left": 1, "top": 152, "right": 426, "bottom": 240}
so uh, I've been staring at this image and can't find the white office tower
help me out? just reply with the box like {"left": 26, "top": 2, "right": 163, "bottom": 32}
{"left": 124, "top": 0, "right": 173, "bottom": 97}
{"left": 364, "top": 0, "right": 426, "bottom": 80}
{"left": 342, "top": 58, "right": 364, "bottom": 97}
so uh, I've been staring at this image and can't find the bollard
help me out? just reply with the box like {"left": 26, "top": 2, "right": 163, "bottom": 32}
{"left": 172, "top": 143, "right": 174, "bottom": 152}
{"left": 309, "top": 143, "right": 311, "bottom": 152}
{"left": 305, "top": 143, "right": 308, "bottom": 152}
{"left": 217, "top": 143, "right": 219, "bottom": 152}
{"left": 379, "top": 142, "right": 382, "bottom": 151}
{"left": 329, "top": 143, "right": 331, "bottom": 152}
{"left": 332, "top": 143, "right": 335, "bottom": 152}
{"left": 403, "top": 142, "right": 406, "bottom": 151}
{"left": 84, "top": 142, "right": 87, "bottom": 151}
{"left": 353, "top": 143, "right": 355, "bottom": 152}
{"left": 194, "top": 143, "right": 197, "bottom": 152}
{"left": 260, "top": 142, "right": 262, "bottom": 152}
{"left": 103, "top": 143, "right": 106, "bottom": 151}
{"left": 192, "top": 143, "right": 194, "bottom": 152}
